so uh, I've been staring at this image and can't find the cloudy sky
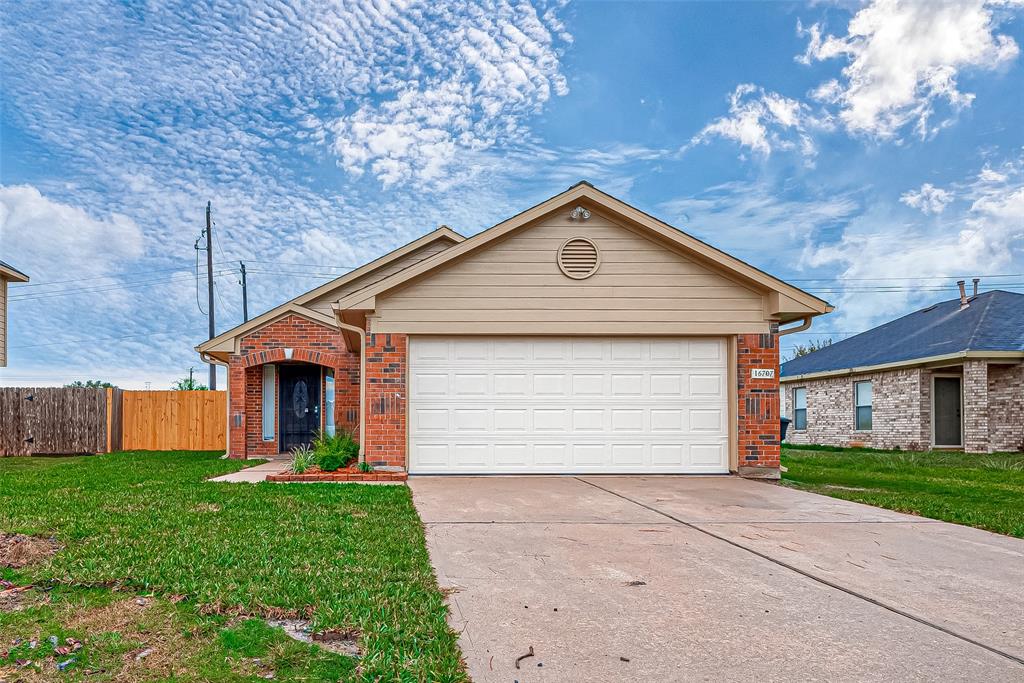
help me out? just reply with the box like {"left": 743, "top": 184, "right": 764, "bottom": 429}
{"left": 1, "top": 0, "right": 1022, "bottom": 389}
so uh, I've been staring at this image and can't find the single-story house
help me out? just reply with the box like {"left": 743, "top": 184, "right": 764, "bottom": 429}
{"left": 197, "top": 183, "right": 831, "bottom": 478}
{"left": 0, "top": 259, "right": 30, "bottom": 367}
{"left": 781, "top": 287, "right": 1024, "bottom": 453}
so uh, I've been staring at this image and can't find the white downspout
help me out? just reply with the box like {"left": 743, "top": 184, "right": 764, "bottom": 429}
{"left": 200, "top": 352, "right": 231, "bottom": 458}
{"left": 333, "top": 316, "right": 367, "bottom": 463}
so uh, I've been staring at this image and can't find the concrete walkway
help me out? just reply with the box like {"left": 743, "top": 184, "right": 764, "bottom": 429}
{"left": 208, "top": 458, "right": 290, "bottom": 483}
{"left": 410, "top": 475, "right": 1024, "bottom": 682}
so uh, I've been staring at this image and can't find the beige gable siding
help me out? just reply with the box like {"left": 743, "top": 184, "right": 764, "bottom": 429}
{"left": 305, "top": 239, "right": 454, "bottom": 316}
{"left": 371, "top": 210, "right": 770, "bottom": 335}
{"left": 0, "top": 279, "right": 6, "bottom": 366}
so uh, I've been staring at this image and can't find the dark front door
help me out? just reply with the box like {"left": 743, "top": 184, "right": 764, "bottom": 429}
{"left": 279, "top": 365, "right": 321, "bottom": 452}
{"left": 934, "top": 376, "right": 962, "bottom": 447}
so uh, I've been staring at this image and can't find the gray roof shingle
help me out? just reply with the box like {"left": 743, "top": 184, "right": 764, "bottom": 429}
{"left": 781, "top": 290, "right": 1024, "bottom": 378}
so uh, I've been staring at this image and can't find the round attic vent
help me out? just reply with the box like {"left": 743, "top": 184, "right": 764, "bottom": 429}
{"left": 557, "top": 237, "right": 600, "bottom": 280}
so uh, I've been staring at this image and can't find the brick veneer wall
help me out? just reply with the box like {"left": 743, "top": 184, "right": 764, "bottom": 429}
{"left": 987, "top": 363, "right": 1023, "bottom": 452}
{"left": 962, "top": 360, "right": 990, "bottom": 454}
{"left": 736, "top": 328, "right": 781, "bottom": 476}
{"left": 363, "top": 330, "right": 407, "bottom": 468}
{"left": 783, "top": 368, "right": 929, "bottom": 450}
{"left": 226, "top": 314, "right": 359, "bottom": 459}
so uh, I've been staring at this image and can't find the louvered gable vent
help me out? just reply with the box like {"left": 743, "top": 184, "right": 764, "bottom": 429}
{"left": 557, "top": 237, "right": 600, "bottom": 279}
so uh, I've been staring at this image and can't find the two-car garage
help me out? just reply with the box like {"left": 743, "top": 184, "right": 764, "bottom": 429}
{"left": 408, "top": 337, "right": 730, "bottom": 474}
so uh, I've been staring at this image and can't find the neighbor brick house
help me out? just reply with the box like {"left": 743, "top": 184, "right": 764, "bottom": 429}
{"left": 781, "top": 287, "right": 1024, "bottom": 453}
{"left": 0, "top": 259, "right": 30, "bottom": 367}
{"left": 198, "top": 183, "right": 832, "bottom": 478}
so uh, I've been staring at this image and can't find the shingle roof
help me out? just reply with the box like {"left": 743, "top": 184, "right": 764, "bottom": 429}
{"left": 781, "top": 290, "right": 1024, "bottom": 378}
{"left": 0, "top": 259, "right": 29, "bottom": 281}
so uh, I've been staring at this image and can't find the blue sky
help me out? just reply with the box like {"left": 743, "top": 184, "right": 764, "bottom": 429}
{"left": 1, "top": 0, "right": 1022, "bottom": 388}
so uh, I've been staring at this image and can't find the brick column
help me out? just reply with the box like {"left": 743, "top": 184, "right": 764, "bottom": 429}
{"left": 736, "top": 326, "right": 780, "bottom": 478}
{"left": 963, "top": 360, "right": 990, "bottom": 454}
{"left": 227, "top": 360, "right": 247, "bottom": 459}
{"left": 363, "top": 331, "right": 408, "bottom": 469}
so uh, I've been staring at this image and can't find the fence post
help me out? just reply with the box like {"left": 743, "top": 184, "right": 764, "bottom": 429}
{"left": 105, "top": 387, "right": 113, "bottom": 453}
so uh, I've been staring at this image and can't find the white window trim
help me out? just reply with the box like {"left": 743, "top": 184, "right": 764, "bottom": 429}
{"left": 262, "top": 364, "right": 276, "bottom": 441}
{"left": 793, "top": 386, "right": 808, "bottom": 432}
{"left": 853, "top": 380, "right": 872, "bottom": 432}
{"left": 931, "top": 373, "right": 964, "bottom": 449}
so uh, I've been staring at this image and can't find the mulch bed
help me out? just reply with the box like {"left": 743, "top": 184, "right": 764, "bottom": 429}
{"left": 267, "top": 464, "right": 407, "bottom": 483}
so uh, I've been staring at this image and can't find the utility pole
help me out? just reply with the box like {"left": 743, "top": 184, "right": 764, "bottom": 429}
{"left": 205, "top": 202, "right": 216, "bottom": 389}
{"left": 189, "top": 366, "right": 194, "bottom": 388}
{"left": 239, "top": 261, "right": 249, "bottom": 322}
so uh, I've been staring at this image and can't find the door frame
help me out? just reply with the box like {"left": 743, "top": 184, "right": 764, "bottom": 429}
{"left": 277, "top": 364, "right": 323, "bottom": 453}
{"left": 931, "top": 372, "right": 964, "bottom": 449}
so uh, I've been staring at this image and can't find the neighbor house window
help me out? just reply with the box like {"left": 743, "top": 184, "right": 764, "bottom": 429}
{"left": 262, "top": 364, "right": 276, "bottom": 441}
{"left": 855, "top": 381, "right": 873, "bottom": 430}
{"left": 324, "top": 369, "right": 336, "bottom": 437}
{"left": 793, "top": 387, "right": 807, "bottom": 431}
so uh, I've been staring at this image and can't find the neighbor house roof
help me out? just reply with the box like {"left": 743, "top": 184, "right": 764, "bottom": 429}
{"left": 334, "top": 182, "right": 833, "bottom": 320}
{"left": 781, "top": 290, "right": 1024, "bottom": 380}
{"left": 0, "top": 260, "right": 29, "bottom": 282}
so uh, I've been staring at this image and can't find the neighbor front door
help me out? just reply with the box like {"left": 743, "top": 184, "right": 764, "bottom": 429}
{"left": 279, "top": 365, "right": 321, "bottom": 453}
{"left": 933, "top": 376, "right": 962, "bottom": 447}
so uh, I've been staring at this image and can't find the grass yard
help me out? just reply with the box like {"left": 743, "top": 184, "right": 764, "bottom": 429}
{"left": 782, "top": 445, "right": 1024, "bottom": 538}
{"left": 0, "top": 451, "right": 466, "bottom": 681}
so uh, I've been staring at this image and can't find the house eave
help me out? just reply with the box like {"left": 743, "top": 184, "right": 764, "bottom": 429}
{"left": 780, "top": 350, "right": 1024, "bottom": 382}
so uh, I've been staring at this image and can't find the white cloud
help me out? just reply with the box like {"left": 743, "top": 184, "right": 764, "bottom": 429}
{"left": 900, "top": 182, "right": 954, "bottom": 213}
{"left": 0, "top": 185, "right": 144, "bottom": 281}
{"left": 689, "top": 84, "right": 829, "bottom": 158}
{"left": 659, "top": 181, "right": 861, "bottom": 271}
{"left": 798, "top": 0, "right": 1022, "bottom": 139}
{"left": 804, "top": 154, "right": 1024, "bottom": 330}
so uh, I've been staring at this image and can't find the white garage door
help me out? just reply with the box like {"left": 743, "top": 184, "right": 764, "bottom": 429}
{"left": 408, "top": 337, "right": 729, "bottom": 474}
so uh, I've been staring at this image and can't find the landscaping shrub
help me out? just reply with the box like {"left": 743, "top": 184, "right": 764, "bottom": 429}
{"left": 357, "top": 460, "right": 372, "bottom": 473}
{"left": 312, "top": 431, "right": 359, "bottom": 467}
{"left": 290, "top": 445, "right": 316, "bottom": 474}
{"left": 318, "top": 452, "right": 344, "bottom": 472}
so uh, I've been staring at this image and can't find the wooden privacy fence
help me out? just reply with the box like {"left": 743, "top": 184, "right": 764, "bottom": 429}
{"left": 0, "top": 387, "right": 226, "bottom": 456}
{"left": 121, "top": 390, "right": 225, "bottom": 451}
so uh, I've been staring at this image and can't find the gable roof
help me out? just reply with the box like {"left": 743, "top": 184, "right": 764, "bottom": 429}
{"left": 335, "top": 182, "right": 832, "bottom": 319}
{"left": 0, "top": 259, "right": 29, "bottom": 282}
{"left": 196, "top": 226, "right": 462, "bottom": 355}
{"left": 782, "top": 290, "right": 1024, "bottom": 380}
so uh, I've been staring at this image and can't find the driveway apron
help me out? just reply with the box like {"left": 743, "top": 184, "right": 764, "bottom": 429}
{"left": 410, "top": 475, "right": 1024, "bottom": 682}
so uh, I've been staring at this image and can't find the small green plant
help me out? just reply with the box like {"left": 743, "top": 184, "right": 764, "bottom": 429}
{"left": 312, "top": 431, "right": 360, "bottom": 467}
{"left": 318, "top": 452, "right": 344, "bottom": 472}
{"left": 357, "top": 461, "right": 372, "bottom": 473}
{"left": 291, "top": 445, "right": 316, "bottom": 474}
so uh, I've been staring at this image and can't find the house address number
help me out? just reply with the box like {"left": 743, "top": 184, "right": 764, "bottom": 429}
{"left": 750, "top": 368, "right": 775, "bottom": 379}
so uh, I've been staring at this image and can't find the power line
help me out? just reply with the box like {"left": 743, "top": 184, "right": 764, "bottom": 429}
{"left": 8, "top": 270, "right": 238, "bottom": 303}
{"left": 9, "top": 331, "right": 178, "bottom": 350}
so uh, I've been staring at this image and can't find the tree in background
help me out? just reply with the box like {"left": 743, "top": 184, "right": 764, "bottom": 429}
{"left": 65, "top": 379, "right": 116, "bottom": 388}
{"left": 172, "top": 368, "right": 208, "bottom": 391}
{"left": 785, "top": 338, "right": 833, "bottom": 362}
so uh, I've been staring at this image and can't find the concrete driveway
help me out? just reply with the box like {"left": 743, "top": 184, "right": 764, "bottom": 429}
{"left": 410, "top": 475, "right": 1024, "bottom": 682}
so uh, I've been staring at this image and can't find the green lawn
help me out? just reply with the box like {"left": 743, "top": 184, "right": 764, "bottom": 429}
{"left": 0, "top": 451, "right": 466, "bottom": 681}
{"left": 781, "top": 445, "right": 1024, "bottom": 538}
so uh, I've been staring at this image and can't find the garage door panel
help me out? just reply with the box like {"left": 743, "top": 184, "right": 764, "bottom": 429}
{"left": 409, "top": 337, "right": 729, "bottom": 474}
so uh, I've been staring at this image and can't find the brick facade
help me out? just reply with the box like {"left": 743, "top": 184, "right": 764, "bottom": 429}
{"left": 736, "top": 328, "right": 781, "bottom": 477}
{"left": 226, "top": 314, "right": 359, "bottom": 459}
{"left": 783, "top": 361, "right": 1023, "bottom": 453}
{"left": 362, "top": 328, "right": 408, "bottom": 469}
{"left": 989, "top": 364, "right": 1024, "bottom": 452}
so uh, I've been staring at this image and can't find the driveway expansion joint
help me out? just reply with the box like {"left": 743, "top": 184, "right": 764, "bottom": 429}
{"left": 574, "top": 476, "right": 1024, "bottom": 668}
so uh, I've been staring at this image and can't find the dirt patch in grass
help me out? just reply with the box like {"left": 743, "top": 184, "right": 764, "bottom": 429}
{"left": 1, "top": 582, "right": 49, "bottom": 613}
{"left": 0, "top": 533, "right": 60, "bottom": 569}
{"left": 267, "top": 619, "right": 362, "bottom": 657}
